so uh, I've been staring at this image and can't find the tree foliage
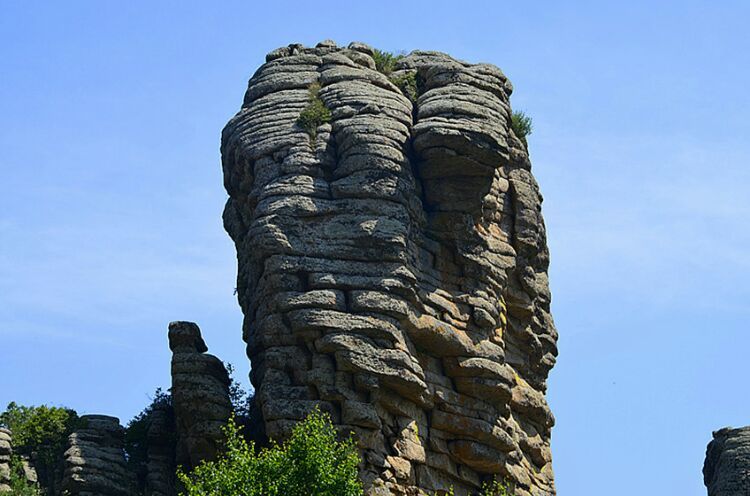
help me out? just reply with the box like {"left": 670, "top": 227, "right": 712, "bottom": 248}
{"left": 225, "top": 363, "right": 253, "bottom": 420}
{"left": 0, "top": 402, "right": 80, "bottom": 495}
{"left": 0, "top": 403, "right": 78, "bottom": 456}
{"left": 372, "top": 49, "right": 404, "bottom": 76}
{"left": 390, "top": 71, "right": 420, "bottom": 104}
{"left": 177, "top": 408, "right": 362, "bottom": 496}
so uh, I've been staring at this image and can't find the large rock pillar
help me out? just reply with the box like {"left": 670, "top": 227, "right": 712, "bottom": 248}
{"left": 222, "top": 41, "right": 558, "bottom": 495}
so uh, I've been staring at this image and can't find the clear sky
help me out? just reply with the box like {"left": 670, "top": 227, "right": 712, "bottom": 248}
{"left": 1, "top": 1, "right": 749, "bottom": 494}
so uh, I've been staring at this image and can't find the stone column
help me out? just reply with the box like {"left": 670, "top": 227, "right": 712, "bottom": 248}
{"left": 169, "top": 321, "right": 232, "bottom": 469}
{"left": 61, "top": 415, "right": 134, "bottom": 496}
{"left": 221, "top": 41, "right": 558, "bottom": 496}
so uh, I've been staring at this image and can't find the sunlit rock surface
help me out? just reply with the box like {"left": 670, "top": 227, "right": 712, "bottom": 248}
{"left": 222, "top": 41, "right": 558, "bottom": 495}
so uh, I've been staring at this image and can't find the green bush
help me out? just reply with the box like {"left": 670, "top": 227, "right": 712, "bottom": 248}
{"left": 177, "top": 408, "right": 362, "bottom": 496}
{"left": 297, "top": 83, "right": 331, "bottom": 139}
{"left": 390, "top": 71, "right": 419, "bottom": 104}
{"left": 510, "top": 110, "right": 533, "bottom": 141}
{"left": 372, "top": 49, "right": 404, "bottom": 75}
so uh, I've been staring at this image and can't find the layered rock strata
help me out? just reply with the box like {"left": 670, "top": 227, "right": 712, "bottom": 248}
{"left": 61, "top": 415, "right": 133, "bottom": 496}
{"left": 144, "top": 403, "right": 176, "bottom": 496}
{"left": 222, "top": 41, "right": 557, "bottom": 495}
{"left": 0, "top": 428, "right": 11, "bottom": 492}
{"left": 704, "top": 426, "right": 750, "bottom": 496}
{"left": 169, "top": 321, "right": 232, "bottom": 469}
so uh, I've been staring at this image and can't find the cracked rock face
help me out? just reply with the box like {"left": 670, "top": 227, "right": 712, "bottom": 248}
{"left": 222, "top": 41, "right": 558, "bottom": 495}
{"left": 62, "top": 415, "right": 134, "bottom": 496}
{"left": 169, "top": 321, "right": 232, "bottom": 470}
{"left": 704, "top": 427, "right": 750, "bottom": 496}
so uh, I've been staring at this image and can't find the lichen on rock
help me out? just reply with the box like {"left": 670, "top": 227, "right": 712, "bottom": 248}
{"left": 221, "top": 40, "right": 558, "bottom": 495}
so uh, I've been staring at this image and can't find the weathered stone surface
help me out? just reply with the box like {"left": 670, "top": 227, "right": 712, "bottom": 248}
{"left": 61, "top": 415, "right": 134, "bottom": 496}
{"left": 704, "top": 426, "right": 750, "bottom": 496}
{"left": 0, "top": 428, "right": 11, "bottom": 492}
{"left": 222, "top": 40, "right": 558, "bottom": 495}
{"left": 144, "top": 403, "right": 176, "bottom": 496}
{"left": 169, "top": 321, "right": 232, "bottom": 469}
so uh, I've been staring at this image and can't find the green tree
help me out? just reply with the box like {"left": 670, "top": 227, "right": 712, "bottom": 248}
{"left": 225, "top": 363, "right": 253, "bottom": 419}
{"left": 177, "top": 408, "right": 362, "bottom": 496}
{"left": 0, "top": 402, "right": 80, "bottom": 495}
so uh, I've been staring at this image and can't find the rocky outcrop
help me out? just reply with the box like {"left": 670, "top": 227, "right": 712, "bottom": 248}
{"left": 0, "top": 428, "right": 11, "bottom": 492}
{"left": 143, "top": 402, "right": 175, "bottom": 496}
{"left": 61, "top": 415, "right": 133, "bottom": 496}
{"left": 169, "top": 321, "right": 232, "bottom": 469}
{"left": 222, "top": 41, "right": 557, "bottom": 495}
{"left": 704, "top": 426, "right": 750, "bottom": 496}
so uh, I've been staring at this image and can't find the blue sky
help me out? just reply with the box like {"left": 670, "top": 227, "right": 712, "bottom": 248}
{"left": 1, "top": 1, "right": 749, "bottom": 494}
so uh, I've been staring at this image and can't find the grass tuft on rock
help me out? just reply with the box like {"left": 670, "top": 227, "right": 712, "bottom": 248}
{"left": 510, "top": 110, "right": 533, "bottom": 141}
{"left": 297, "top": 82, "right": 331, "bottom": 139}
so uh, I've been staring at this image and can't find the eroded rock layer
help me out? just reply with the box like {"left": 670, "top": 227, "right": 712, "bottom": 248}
{"left": 0, "top": 428, "right": 11, "bottom": 492}
{"left": 222, "top": 41, "right": 557, "bottom": 495}
{"left": 144, "top": 402, "right": 176, "bottom": 496}
{"left": 169, "top": 321, "right": 232, "bottom": 470}
{"left": 704, "top": 426, "right": 750, "bottom": 496}
{"left": 62, "top": 415, "right": 133, "bottom": 496}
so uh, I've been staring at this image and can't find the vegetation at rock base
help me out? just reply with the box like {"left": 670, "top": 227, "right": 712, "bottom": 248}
{"left": 372, "top": 49, "right": 404, "bottom": 75}
{"left": 510, "top": 110, "right": 533, "bottom": 140}
{"left": 297, "top": 82, "right": 331, "bottom": 139}
{"left": 5, "top": 455, "right": 41, "bottom": 495}
{"left": 0, "top": 402, "right": 81, "bottom": 495}
{"left": 177, "top": 408, "right": 362, "bottom": 496}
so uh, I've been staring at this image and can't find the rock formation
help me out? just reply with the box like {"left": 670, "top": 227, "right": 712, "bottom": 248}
{"left": 61, "top": 415, "right": 133, "bottom": 496}
{"left": 704, "top": 426, "right": 750, "bottom": 496}
{"left": 169, "top": 321, "right": 232, "bottom": 469}
{"left": 143, "top": 402, "right": 175, "bottom": 496}
{"left": 222, "top": 41, "right": 558, "bottom": 495}
{"left": 0, "top": 428, "right": 11, "bottom": 492}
